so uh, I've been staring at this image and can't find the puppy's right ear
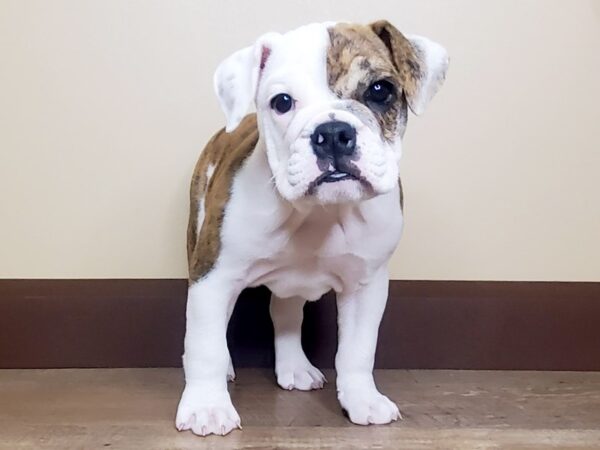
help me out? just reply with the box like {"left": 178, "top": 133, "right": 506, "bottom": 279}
{"left": 370, "top": 20, "right": 448, "bottom": 116}
{"left": 213, "top": 33, "right": 279, "bottom": 132}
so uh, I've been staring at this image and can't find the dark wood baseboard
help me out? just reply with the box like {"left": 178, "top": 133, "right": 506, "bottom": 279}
{"left": 0, "top": 280, "right": 599, "bottom": 370}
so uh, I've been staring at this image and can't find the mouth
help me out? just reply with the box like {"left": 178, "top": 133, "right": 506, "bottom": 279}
{"left": 305, "top": 165, "right": 370, "bottom": 197}
{"left": 320, "top": 170, "right": 359, "bottom": 184}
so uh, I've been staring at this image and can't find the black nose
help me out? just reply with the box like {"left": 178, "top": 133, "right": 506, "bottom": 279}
{"left": 310, "top": 121, "right": 356, "bottom": 158}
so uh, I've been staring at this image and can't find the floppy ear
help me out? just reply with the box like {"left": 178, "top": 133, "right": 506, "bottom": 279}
{"left": 213, "top": 33, "right": 279, "bottom": 132}
{"left": 370, "top": 20, "right": 448, "bottom": 115}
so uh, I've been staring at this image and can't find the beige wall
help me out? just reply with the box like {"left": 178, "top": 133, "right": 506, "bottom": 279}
{"left": 1, "top": 0, "right": 599, "bottom": 281}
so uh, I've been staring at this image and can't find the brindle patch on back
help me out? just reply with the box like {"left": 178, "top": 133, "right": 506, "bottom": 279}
{"left": 326, "top": 22, "right": 423, "bottom": 141}
{"left": 188, "top": 114, "right": 259, "bottom": 283}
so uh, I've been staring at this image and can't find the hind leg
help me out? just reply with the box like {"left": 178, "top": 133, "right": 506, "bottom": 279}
{"left": 270, "top": 294, "right": 326, "bottom": 391}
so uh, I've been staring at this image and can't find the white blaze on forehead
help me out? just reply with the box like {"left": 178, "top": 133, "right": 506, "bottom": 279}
{"left": 256, "top": 21, "right": 337, "bottom": 199}
{"left": 213, "top": 22, "right": 337, "bottom": 133}
{"left": 257, "top": 22, "right": 334, "bottom": 103}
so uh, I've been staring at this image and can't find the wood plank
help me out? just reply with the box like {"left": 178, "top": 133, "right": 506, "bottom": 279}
{"left": 0, "top": 368, "right": 599, "bottom": 449}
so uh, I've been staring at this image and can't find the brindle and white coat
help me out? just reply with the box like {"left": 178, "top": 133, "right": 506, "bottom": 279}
{"left": 177, "top": 20, "right": 448, "bottom": 436}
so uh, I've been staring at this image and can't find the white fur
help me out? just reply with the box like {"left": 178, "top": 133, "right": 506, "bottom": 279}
{"left": 270, "top": 295, "right": 326, "bottom": 390}
{"left": 336, "top": 265, "right": 401, "bottom": 424}
{"left": 214, "top": 32, "right": 281, "bottom": 131}
{"left": 196, "top": 198, "right": 205, "bottom": 233}
{"left": 178, "top": 21, "right": 446, "bottom": 437}
{"left": 177, "top": 279, "right": 242, "bottom": 436}
{"left": 206, "top": 163, "right": 216, "bottom": 182}
{"left": 406, "top": 35, "right": 449, "bottom": 115}
{"left": 195, "top": 164, "right": 216, "bottom": 234}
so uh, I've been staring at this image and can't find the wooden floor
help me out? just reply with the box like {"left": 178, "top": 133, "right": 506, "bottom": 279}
{"left": 0, "top": 369, "right": 599, "bottom": 449}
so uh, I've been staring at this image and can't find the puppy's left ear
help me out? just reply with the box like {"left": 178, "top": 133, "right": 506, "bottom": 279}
{"left": 213, "top": 33, "right": 279, "bottom": 132}
{"left": 370, "top": 20, "right": 449, "bottom": 115}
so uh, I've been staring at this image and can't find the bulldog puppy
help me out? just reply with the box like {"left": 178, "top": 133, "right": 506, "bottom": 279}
{"left": 176, "top": 20, "right": 448, "bottom": 436}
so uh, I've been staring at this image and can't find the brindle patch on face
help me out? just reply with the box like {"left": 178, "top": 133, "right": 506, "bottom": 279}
{"left": 187, "top": 114, "right": 259, "bottom": 283}
{"left": 370, "top": 20, "right": 424, "bottom": 104}
{"left": 326, "top": 22, "right": 419, "bottom": 141}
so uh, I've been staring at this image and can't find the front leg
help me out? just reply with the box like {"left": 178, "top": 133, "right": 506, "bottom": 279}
{"left": 176, "top": 274, "right": 242, "bottom": 436}
{"left": 335, "top": 266, "right": 401, "bottom": 425}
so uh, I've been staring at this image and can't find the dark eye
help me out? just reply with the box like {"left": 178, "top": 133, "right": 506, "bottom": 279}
{"left": 364, "top": 80, "right": 395, "bottom": 107}
{"left": 270, "top": 93, "right": 294, "bottom": 114}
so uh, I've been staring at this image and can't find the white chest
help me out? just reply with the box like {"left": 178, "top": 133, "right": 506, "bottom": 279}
{"left": 218, "top": 151, "right": 404, "bottom": 300}
{"left": 246, "top": 196, "right": 402, "bottom": 301}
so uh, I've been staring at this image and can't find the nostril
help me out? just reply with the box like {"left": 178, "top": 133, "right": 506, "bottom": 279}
{"left": 311, "top": 121, "right": 356, "bottom": 157}
{"left": 339, "top": 130, "right": 354, "bottom": 147}
{"left": 337, "top": 127, "right": 356, "bottom": 155}
{"left": 311, "top": 130, "right": 328, "bottom": 148}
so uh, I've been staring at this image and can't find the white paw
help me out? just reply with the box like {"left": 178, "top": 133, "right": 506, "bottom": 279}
{"left": 227, "top": 358, "right": 235, "bottom": 382}
{"left": 276, "top": 361, "right": 326, "bottom": 391}
{"left": 338, "top": 387, "right": 401, "bottom": 425}
{"left": 175, "top": 386, "right": 241, "bottom": 436}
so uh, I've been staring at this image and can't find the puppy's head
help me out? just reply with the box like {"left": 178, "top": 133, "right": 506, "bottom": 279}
{"left": 214, "top": 21, "right": 448, "bottom": 204}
